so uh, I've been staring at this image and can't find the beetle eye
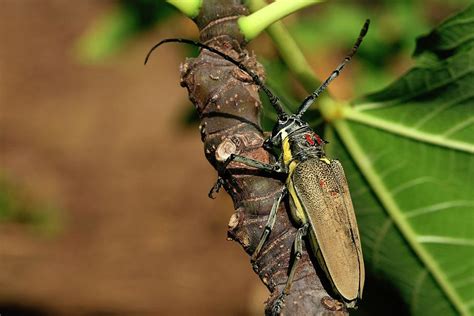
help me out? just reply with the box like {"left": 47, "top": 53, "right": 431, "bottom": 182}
{"left": 263, "top": 138, "right": 274, "bottom": 150}
{"left": 278, "top": 118, "right": 289, "bottom": 125}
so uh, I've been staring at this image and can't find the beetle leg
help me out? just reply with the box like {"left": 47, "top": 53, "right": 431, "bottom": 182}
{"left": 208, "top": 171, "right": 242, "bottom": 199}
{"left": 272, "top": 223, "right": 309, "bottom": 315}
{"left": 209, "top": 151, "right": 282, "bottom": 199}
{"left": 251, "top": 187, "right": 287, "bottom": 265}
{"left": 285, "top": 223, "right": 309, "bottom": 293}
{"left": 208, "top": 176, "right": 225, "bottom": 199}
{"left": 225, "top": 154, "right": 285, "bottom": 174}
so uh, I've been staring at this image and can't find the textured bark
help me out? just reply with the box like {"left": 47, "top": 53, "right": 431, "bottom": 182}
{"left": 179, "top": 1, "right": 348, "bottom": 315}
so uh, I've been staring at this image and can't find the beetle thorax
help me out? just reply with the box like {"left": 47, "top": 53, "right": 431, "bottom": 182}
{"left": 286, "top": 128, "right": 326, "bottom": 163}
{"left": 273, "top": 115, "right": 326, "bottom": 165}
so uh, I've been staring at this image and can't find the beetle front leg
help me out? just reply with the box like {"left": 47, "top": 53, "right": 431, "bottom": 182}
{"left": 208, "top": 176, "right": 225, "bottom": 199}
{"left": 251, "top": 187, "right": 287, "bottom": 266}
{"left": 227, "top": 154, "right": 285, "bottom": 173}
{"left": 272, "top": 223, "right": 309, "bottom": 315}
{"left": 209, "top": 154, "right": 285, "bottom": 198}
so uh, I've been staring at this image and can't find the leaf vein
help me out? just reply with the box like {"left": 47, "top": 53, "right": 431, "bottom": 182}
{"left": 371, "top": 218, "right": 393, "bottom": 271}
{"left": 345, "top": 109, "right": 474, "bottom": 153}
{"left": 411, "top": 269, "right": 429, "bottom": 315}
{"left": 442, "top": 117, "right": 474, "bottom": 137}
{"left": 405, "top": 200, "right": 474, "bottom": 218}
{"left": 417, "top": 235, "right": 474, "bottom": 246}
{"left": 391, "top": 177, "right": 438, "bottom": 196}
{"left": 413, "top": 93, "right": 474, "bottom": 129}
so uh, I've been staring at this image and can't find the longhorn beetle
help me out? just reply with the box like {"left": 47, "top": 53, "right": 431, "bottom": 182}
{"left": 145, "top": 19, "right": 369, "bottom": 313}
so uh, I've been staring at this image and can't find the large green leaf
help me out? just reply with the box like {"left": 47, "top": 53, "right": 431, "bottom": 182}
{"left": 322, "top": 5, "right": 474, "bottom": 315}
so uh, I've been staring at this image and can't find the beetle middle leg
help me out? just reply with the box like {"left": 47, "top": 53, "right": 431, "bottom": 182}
{"left": 251, "top": 187, "right": 287, "bottom": 266}
{"left": 222, "top": 154, "right": 288, "bottom": 264}
{"left": 273, "top": 223, "right": 309, "bottom": 315}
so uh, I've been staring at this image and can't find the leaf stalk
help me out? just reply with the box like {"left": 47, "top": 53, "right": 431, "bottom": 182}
{"left": 239, "top": 0, "right": 324, "bottom": 41}
{"left": 166, "top": 0, "right": 202, "bottom": 18}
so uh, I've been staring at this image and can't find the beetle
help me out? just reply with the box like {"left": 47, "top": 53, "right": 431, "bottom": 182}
{"left": 145, "top": 19, "right": 369, "bottom": 312}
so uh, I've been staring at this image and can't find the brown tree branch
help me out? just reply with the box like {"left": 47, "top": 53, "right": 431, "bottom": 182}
{"left": 177, "top": 1, "right": 348, "bottom": 314}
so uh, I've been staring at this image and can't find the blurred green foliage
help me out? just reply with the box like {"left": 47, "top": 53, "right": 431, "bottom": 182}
{"left": 0, "top": 176, "right": 62, "bottom": 235}
{"left": 76, "top": 0, "right": 176, "bottom": 63}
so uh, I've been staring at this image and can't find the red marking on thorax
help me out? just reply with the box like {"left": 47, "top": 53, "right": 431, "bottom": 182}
{"left": 319, "top": 180, "right": 326, "bottom": 188}
{"left": 305, "top": 134, "right": 315, "bottom": 146}
{"left": 314, "top": 134, "right": 323, "bottom": 145}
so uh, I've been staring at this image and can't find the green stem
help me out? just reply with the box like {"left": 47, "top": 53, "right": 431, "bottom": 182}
{"left": 246, "top": 0, "right": 320, "bottom": 93}
{"left": 239, "top": 0, "right": 324, "bottom": 41}
{"left": 166, "top": 0, "right": 202, "bottom": 18}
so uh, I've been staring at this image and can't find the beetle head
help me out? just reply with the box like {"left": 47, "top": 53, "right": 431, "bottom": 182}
{"left": 270, "top": 115, "right": 308, "bottom": 146}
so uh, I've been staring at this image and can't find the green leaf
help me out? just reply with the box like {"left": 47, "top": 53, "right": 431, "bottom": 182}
{"left": 415, "top": 5, "right": 474, "bottom": 58}
{"left": 322, "top": 5, "right": 474, "bottom": 315}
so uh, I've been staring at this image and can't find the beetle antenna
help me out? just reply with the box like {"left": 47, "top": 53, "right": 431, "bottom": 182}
{"left": 145, "top": 38, "right": 288, "bottom": 119}
{"left": 296, "top": 19, "right": 370, "bottom": 118}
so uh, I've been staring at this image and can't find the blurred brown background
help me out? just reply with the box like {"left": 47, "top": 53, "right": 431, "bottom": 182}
{"left": 0, "top": 1, "right": 265, "bottom": 315}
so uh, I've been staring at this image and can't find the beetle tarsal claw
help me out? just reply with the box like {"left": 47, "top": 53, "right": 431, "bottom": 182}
{"left": 272, "top": 296, "right": 285, "bottom": 315}
{"left": 208, "top": 177, "right": 225, "bottom": 199}
{"left": 252, "top": 263, "right": 259, "bottom": 272}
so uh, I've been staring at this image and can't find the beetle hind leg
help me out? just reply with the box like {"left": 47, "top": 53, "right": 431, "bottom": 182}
{"left": 251, "top": 187, "right": 287, "bottom": 266}
{"left": 272, "top": 223, "right": 309, "bottom": 315}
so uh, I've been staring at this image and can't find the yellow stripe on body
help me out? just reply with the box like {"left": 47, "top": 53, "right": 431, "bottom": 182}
{"left": 282, "top": 136, "right": 292, "bottom": 166}
{"left": 282, "top": 136, "right": 307, "bottom": 224}
{"left": 320, "top": 156, "right": 331, "bottom": 164}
